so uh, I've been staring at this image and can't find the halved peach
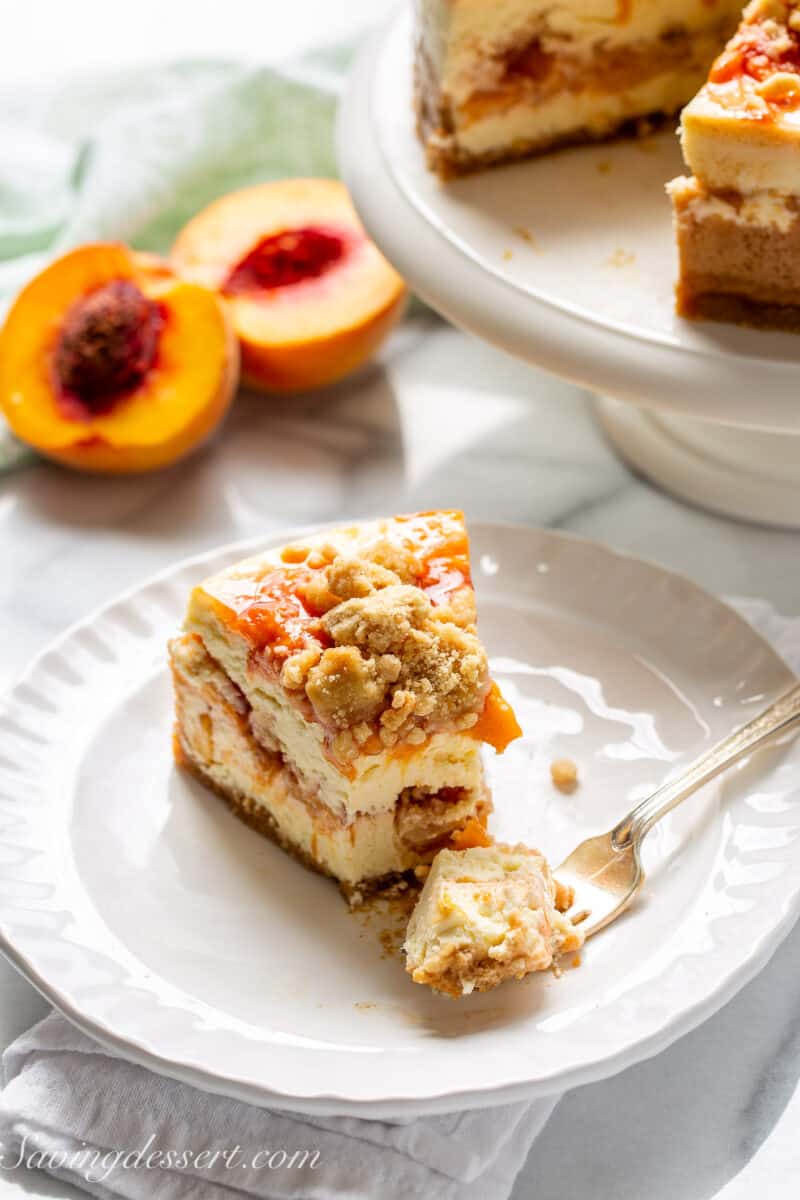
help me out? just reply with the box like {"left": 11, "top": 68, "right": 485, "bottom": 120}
{"left": 171, "top": 179, "right": 407, "bottom": 394}
{"left": 0, "top": 243, "right": 239, "bottom": 473}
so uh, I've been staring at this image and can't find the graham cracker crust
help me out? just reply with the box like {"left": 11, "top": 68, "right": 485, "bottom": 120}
{"left": 411, "top": 949, "right": 536, "bottom": 999}
{"left": 671, "top": 188, "right": 800, "bottom": 330}
{"left": 676, "top": 286, "right": 800, "bottom": 332}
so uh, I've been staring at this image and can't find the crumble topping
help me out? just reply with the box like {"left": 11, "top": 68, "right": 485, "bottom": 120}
{"left": 191, "top": 513, "right": 504, "bottom": 761}
{"left": 449, "top": 816, "right": 494, "bottom": 850}
{"left": 279, "top": 550, "right": 488, "bottom": 754}
{"left": 709, "top": 0, "right": 800, "bottom": 101}
{"left": 554, "top": 878, "right": 576, "bottom": 912}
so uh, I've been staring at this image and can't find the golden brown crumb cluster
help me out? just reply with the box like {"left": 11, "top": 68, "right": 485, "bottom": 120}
{"left": 278, "top": 546, "right": 488, "bottom": 757}
{"left": 551, "top": 757, "right": 579, "bottom": 793}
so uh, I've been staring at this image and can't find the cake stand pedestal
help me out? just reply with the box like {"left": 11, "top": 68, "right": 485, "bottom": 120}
{"left": 337, "top": 10, "right": 800, "bottom": 529}
{"left": 596, "top": 402, "right": 800, "bottom": 528}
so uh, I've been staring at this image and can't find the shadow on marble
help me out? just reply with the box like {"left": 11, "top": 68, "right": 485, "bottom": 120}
{"left": 5, "top": 318, "right": 629, "bottom": 546}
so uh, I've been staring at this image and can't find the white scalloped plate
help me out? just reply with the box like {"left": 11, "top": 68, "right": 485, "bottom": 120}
{"left": 1, "top": 524, "right": 799, "bottom": 1118}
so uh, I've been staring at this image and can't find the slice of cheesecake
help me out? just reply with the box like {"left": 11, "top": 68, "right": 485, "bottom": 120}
{"left": 415, "top": 0, "right": 741, "bottom": 177}
{"left": 669, "top": 0, "right": 800, "bottom": 327}
{"left": 403, "top": 843, "right": 583, "bottom": 997}
{"left": 169, "top": 511, "right": 521, "bottom": 901}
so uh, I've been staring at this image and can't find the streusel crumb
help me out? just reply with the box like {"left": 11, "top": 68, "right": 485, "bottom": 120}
{"left": 551, "top": 758, "right": 579, "bottom": 793}
{"left": 281, "top": 547, "right": 488, "bottom": 742}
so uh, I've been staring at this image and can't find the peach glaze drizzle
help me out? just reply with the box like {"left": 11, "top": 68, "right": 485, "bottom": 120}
{"left": 206, "top": 511, "right": 475, "bottom": 659}
{"left": 709, "top": 14, "right": 800, "bottom": 114}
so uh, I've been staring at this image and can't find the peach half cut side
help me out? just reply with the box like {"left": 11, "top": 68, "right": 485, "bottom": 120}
{"left": 170, "top": 179, "right": 408, "bottom": 394}
{"left": 0, "top": 243, "right": 239, "bottom": 474}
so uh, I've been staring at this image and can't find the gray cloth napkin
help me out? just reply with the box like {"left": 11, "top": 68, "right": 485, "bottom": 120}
{"left": 0, "top": 1013, "right": 557, "bottom": 1200}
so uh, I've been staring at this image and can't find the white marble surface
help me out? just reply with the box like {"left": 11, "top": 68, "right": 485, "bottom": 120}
{"left": 2, "top": 1, "right": 800, "bottom": 1197}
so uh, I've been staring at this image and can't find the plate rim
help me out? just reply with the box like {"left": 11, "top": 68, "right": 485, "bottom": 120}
{"left": 1, "top": 520, "right": 799, "bottom": 1118}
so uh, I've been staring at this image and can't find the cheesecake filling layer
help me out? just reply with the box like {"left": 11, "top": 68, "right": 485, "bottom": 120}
{"left": 680, "top": 0, "right": 800, "bottom": 193}
{"left": 170, "top": 633, "right": 491, "bottom": 888}
{"left": 420, "top": 0, "right": 742, "bottom": 72}
{"left": 681, "top": 82, "right": 800, "bottom": 194}
{"left": 436, "top": 65, "right": 710, "bottom": 163}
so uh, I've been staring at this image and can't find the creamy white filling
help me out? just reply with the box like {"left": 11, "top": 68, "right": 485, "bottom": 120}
{"left": 668, "top": 175, "right": 799, "bottom": 231}
{"left": 681, "top": 84, "right": 800, "bottom": 194}
{"left": 174, "top": 672, "right": 427, "bottom": 884}
{"left": 172, "top": 643, "right": 479, "bottom": 888}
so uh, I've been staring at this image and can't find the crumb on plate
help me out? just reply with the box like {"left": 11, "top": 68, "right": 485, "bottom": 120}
{"left": 551, "top": 757, "right": 578, "bottom": 793}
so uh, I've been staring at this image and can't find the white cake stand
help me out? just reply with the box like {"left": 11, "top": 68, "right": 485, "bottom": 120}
{"left": 337, "top": 10, "right": 800, "bottom": 528}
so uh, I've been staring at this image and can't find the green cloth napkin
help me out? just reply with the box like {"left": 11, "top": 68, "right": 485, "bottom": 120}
{"left": 0, "top": 49, "right": 349, "bottom": 472}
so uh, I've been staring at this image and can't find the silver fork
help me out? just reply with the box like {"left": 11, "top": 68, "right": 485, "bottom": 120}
{"left": 557, "top": 682, "right": 800, "bottom": 938}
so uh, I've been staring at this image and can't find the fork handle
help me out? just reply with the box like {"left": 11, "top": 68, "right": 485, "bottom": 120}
{"left": 612, "top": 681, "right": 800, "bottom": 849}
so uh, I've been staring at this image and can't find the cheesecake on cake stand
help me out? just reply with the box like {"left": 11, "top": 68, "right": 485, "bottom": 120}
{"left": 337, "top": 5, "right": 800, "bottom": 529}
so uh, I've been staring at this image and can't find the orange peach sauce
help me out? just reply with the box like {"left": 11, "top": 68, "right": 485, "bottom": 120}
{"left": 449, "top": 817, "right": 494, "bottom": 851}
{"left": 391, "top": 509, "right": 473, "bottom": 607}
{"left": 710, "top": 17, "right": 800, "bottom": 112}
{"left": 206, "top": 568, "right": 332, "bottom": 657}
{"left": 470, "top": 682, "right": 523, "bottom": 754}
